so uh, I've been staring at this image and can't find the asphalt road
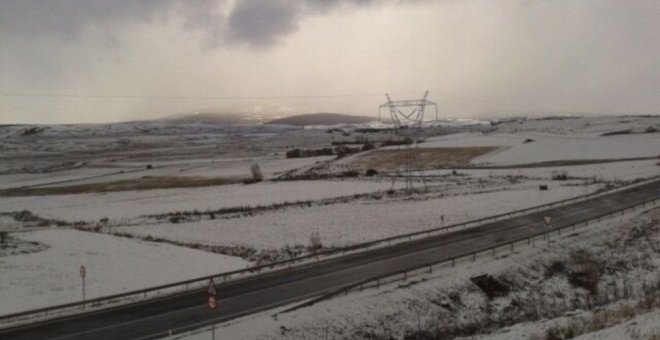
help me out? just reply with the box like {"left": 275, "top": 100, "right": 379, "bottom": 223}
{"left": 2, "top": 179, "right": 659, "bottom": 340}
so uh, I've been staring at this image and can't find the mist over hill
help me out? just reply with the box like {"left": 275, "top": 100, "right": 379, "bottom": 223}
{"left": 267, "top": 113, "right": 375, "bottom": 126}
{"left": 159, "top": 112, "right": 250, "bottom": 125}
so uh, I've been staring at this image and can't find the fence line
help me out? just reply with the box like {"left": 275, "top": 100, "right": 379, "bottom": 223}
{"left": 297, "top": 193, "right": 660, "bottom": 311}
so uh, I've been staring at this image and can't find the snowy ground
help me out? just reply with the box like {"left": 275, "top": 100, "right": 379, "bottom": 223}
{"left": 0, "top": 179, "right": 393, "bottom": 222}
{"left": 114, "top": 181, "right": 598, "bottom": 250}
{"left": 421, "top": 132, "right": 660, "bottom": 165}
{"left": 491, "top": 115, "right": 660, "bottom": 135}
{"left": 425, "top": 159, "right": 660, "bottom": 182}
{"left": 170, "top": 205, "right": 660, "bottom": 340}
{"left": 0, "top": 229, "right": 249, "bottom": 315}
{"left": 1, "top": 115, "right": 659, "bottom": 337}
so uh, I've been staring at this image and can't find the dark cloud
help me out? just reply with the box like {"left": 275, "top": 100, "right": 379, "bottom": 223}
{"left": 225, "top": 0, "right": 300, "bottom": 48}
{"left": 0, "top": 0, "right": 396, "bottom": 48}
{"left": 224, "top": 0, "right": 382, "bottom": 48}
{"left": 0, "top": 0, "right": 175, "bottom": 40}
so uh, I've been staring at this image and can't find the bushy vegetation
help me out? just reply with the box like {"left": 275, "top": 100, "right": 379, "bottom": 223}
{"left": 566, "top": 249, "right": 603, "bottom": 295}
{"left": 551, "top": 171, "right": 569, "bottom": 180}
{"left": 21, "top": 126, "right": 45, "bottom": 136}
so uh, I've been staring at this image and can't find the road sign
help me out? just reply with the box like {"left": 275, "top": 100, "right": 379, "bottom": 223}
{"left": 207, "top": 278, "right": 216, "bottom": 296}
{"left": 80, "top": 265, "right": 86, "bottom": 278}
{"left": 544, "top": 216, "right": 552, "bottom": 225}
{"left": 207, "top": 295, "right": 217, "bottom": 310}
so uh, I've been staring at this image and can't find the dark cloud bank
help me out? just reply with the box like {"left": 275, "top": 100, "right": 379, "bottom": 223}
{"left": 1, "top": 0, "right": 387, "bottom": 48}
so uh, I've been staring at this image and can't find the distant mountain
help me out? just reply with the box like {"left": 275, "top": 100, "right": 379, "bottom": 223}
{"left": 160, "top": 112, "right": 250, "bottom": 125}
{"left": 267, "top": 113, "right": 375, "bottom": 126}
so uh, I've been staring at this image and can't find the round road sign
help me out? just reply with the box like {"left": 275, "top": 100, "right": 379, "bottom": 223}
{"left": 207, "top": 295, "right": 217, "bottom": 310}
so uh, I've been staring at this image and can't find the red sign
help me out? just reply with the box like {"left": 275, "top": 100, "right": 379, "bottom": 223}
{"left": 80, "top": 265, "right": 86, "bottom": 278}
{"left": 207, "top": 295, "right": 217, "bottom": 310}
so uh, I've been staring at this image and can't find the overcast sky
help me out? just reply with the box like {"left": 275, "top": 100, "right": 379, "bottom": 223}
{"left": 1, "top": 0, "right": 659, "bottom": 124}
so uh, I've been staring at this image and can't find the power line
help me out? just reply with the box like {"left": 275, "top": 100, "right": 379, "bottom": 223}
{"left": 0, "top": 92, "right": 420, "bottom": 100}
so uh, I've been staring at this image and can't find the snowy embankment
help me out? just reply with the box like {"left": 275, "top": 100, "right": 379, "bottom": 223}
{"left": 0, "top": 229, "right": 249, "bottom": 316}
{"left": 421, "top": 133, "right": 660, "bottom": 166}
{"left": 0, "top": 180, "right": 392, "bottom": 222}
{"left": 115, "top": 181, "right": 598, "bottom": 250}
{"left": 172, "top": 206, "right": 660, "bottom": 340}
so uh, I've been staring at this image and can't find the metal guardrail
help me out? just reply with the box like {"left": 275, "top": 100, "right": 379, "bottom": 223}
{"left": 297, "top": 189, "right": 660, "bottom": 311}
{"left": 1, "top": 175, "right": 658, "bottom": 329}
{"left": 137, "top": 185, "right": 660, "bottom": 340}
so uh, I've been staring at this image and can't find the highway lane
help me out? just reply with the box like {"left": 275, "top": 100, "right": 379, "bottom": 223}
{"left": 2, "top": 180, "right": 659, "bottom": 340}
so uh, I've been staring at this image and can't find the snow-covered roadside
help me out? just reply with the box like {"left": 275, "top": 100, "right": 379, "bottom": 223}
{"left": 0, "top": 229, "right": 249, "bottom": 315}
{"left": 169, "top": 205, "right": 660, "bottom": 340}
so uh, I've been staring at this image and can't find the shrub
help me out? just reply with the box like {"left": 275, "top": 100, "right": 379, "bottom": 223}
{"left": 0, "top": 231, "right": 7, "bottom": 243}
{"left": 341, "top": 170, "right": 360, "bottom": 178}
{"left": 551, "top": 171, "right": 568, "bottom": 180}
{"left": 361, "top": 142, "right": 376, "bottom": 151}
{"left": 567, "top": 249, "right": 603, "bottom": 295}
{"left": 381, "top": 138, "right": 413, "bottom": 147}
{"left": 309, "top": 232, "right": 322, "bottom": 251}
{"left": 21, "top": 127, "right": 45, "bottom": 136}
{"left": 365, "top": 168, "right": 379, "bottom": 177}
{"left": 146, "top": 164, "right": 153, "bottom": 170}
{"left": 286, "top": 149, "right": 301, "bottom": 158}
{"left": 169, "top": 216, "right": 185, "bottom": 224}
{"left": 334, "top": 146, "right": 360, "bottom": 159}
{"left": 250, "top": 163, "right": 263, "bottom": 182}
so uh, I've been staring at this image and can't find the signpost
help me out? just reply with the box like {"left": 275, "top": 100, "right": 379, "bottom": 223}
{"left": 207, "top": 278, "right": 218, "bottom": 340}
{"left": 207, "top": 278, "right": 217, "bottom": 297}
{"left": 80, "top": 265, "right": 86, "bottom": 310}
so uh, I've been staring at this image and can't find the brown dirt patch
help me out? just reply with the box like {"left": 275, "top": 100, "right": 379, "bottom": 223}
{"left": 0, "top": 176, "right": 247, "bottom": 196}
{"left": 346, "top": 146, "right": 499, "bottom": 171}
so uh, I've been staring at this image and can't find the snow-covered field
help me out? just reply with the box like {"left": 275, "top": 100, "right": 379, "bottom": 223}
{"left": 426, "top": 159, "right": 660, "bottom": 182}
{"left": 492, "top": 115, "right": 660, "bottom": 135}
{"left": 115, "top": 181, "right": 597, "bottom": 250}
{"left": 1, "top": 115, "right": 659, "bottom": 338}
{"left": 0, "top": 179, "right": 393, "bottom": 222}
{"left": 0, "top": 229, "right": 249, "bottom": 315}
{"left": 421, "top": 132, "right": 660, "bottom": 165}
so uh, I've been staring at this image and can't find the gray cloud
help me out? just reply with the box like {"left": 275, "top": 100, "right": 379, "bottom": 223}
{"left": 2, "top": 0, "right": 659, "bottom": 124}
{"left": 0, "top": 0, "right": 394, "bottom": 49}
{"left": 0, "top": 0, "right": 175, "bottom": 40}
{"left": 224, "top": 0, "right": 382, "bottom": 48}
{"left": 225, "top": 0, "right": 300, "bottom": 48}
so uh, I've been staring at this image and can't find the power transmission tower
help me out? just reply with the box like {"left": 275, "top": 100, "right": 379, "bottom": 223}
{"left": 379, "top": 91, "right": 437, "bottom": 193}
